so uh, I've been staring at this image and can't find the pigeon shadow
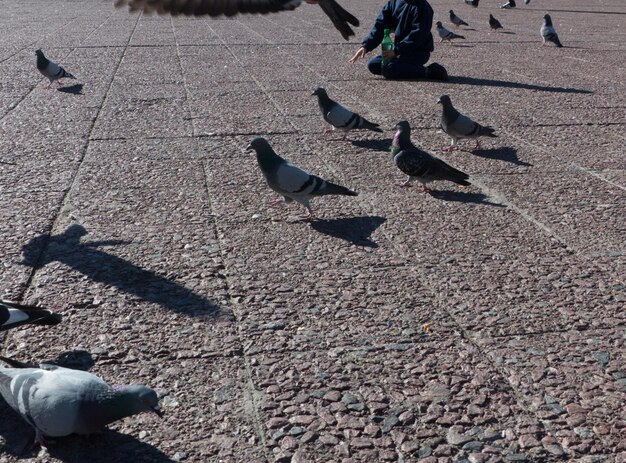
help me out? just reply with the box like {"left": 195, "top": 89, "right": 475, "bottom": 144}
{"left": 0, "top": 350, "right": 95, "bottom": 370}
{"left": 310, "top": 216, "right": 386, "bottom": 248}
{"left": 57, "top": 83, "right": 84, "bottom": 95}
{"left": 449, "top": 75, "right": 592, "bottom": 94}
{"left": 20, "top": 225, "right": 221, "bottom": 318}
{"left": 351, "top": 138, "right": 393, "bottom": 153}
{"left": 472, "top": 146, "right": 533, "bottom": 167}
{"left": 498, "top": 31, "right": 516, "bottom": 35}
{"left": 429, "top": 189, "right": 505, "bottom": 207}
{"left": 0, "top": 408, "right": 174, "bottom": 462}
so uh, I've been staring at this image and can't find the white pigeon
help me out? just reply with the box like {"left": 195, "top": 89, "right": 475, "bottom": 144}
{"left": 35, "top": 49, "right": 76, "bottom": 88}
{"left": 436, "top": 21, "right": 465, "bottom": 43}
{"left": 312, "top": 87, "right": 382, "bottom": 140}
{"left": 0, "top": 300, "right": 62, "bottom": 331}
{"left": 541, "top": 14, "right": 563, "bottom": 47}
{"left": 247, "top": 137, "right": 358, "bottom": 219}
{"left": 0, "top": 362, "right": 162, "bottom": 449}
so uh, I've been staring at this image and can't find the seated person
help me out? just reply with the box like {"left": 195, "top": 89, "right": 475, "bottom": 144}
{"left": 350, "top": 0, "right": 448, "bottom": 81}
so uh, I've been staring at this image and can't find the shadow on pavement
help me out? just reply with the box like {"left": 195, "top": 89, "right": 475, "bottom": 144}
{"left": 429, "top": 189, "right": 505, "bottom": 207}
{"left": 310, "top": 216, "right": 386, "bottom": 247}
{"left": 449, "top": 75, "right": 592, "bottom": 94}
{"left": 472, "top": 146, "right": 533, "bottom": 166}
{"left": 20, "top": 225, "right": 221, "bottom": 318}
{"left": 351, "top": 138, "right": 393, "bottom": 153}
{"left": 57, "top": 83, "right": 84, "bottom": 95}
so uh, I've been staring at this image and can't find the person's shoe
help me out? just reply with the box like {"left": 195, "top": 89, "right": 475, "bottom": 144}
{"left": 426, "top": 63, "right": 449, "bottom": 81}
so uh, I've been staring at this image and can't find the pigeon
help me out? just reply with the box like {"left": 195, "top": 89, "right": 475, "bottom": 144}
{"left": 1, "top": 301, "right": 62, "bottom": 332}
{"left": 541, "top": 14, "right": 563, "bottom": 47}
{"left": 0, "top": 362, "right": 162, "bottom": 449}
{"left": 437, "top": 95, "right": 497, "bottom": 151}
{"left": 436, "top": 21, "right": 465, "bottom": 43}
{"left": 35, "top": 49, "right": 76, "bottom": 88}
{"left": 391, "top": 120, "right": 470, "bottom": 192}
{"left": 312, "top": 87, "right": 382, "bottom": 140}
{"left": 501, "top": 0, "right": 515, "bottom": 8}
{"left": 464, "top": 0, "right": 479, "bottom": 7}
{"left": 525, "top": 0, "right": 530, "bottom": 4}
{"left": 114, "top": 0, "right": 360, "bottom": 41}
{"left": 489, "top": 14, "right": 503, "bottom": 31}
{"left": 449, "top": 10, "right": 469, "bottom": 27}
{"left": 247, "top": 137, "right": 357, "bottom": 219}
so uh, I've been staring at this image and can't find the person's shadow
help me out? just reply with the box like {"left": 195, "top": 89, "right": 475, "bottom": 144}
{"left": 310, "top": 216, "right": 386, "bottom": 247}
{"left": 20, "top": 225, "right": 221, "bottom": 317}
{"left": 449, "top": 75, "right": 591, "bottom": 94}
{"left": 351, "top": 138, "right": 393, "bottom": 153}
{"left": 472, "top": 146, "right": 533, "bottom": 167}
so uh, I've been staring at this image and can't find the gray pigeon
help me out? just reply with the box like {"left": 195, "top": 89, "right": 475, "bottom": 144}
{"left": 464, "top": 0, "right": 479, "bottom": 7}
{"left": 0, "top": 362, "right": 162, "bottom": 449}
{"left": 489, "top": 14, "right": 503, "bottom": 31}
{"left": 391, "top": 120, "right": 470, "bottom": 192}
{"left": 541, "top": 14, "right": 563, "bottom": 47}
{"left": 35, "top": 50, "right": 76, "bottom": 88}
{"left": 0, "top": 301, "right": 62, "bottom": 332}
{"left": 449, "top": 10, "right": 469, "bottom": 27}
{"left": 247, "top": 137, "right": 357, "bottom": 219}
{"left": 501, "top": 0, "right": 515, "bottom": 8}
{"left": 438, "top": 95, "right": 497, "bottom": 150}
{"left": 312, "top": 87, "right": 382, "bottom": 140}
{"left": 436, "top": 22, "right": 465, "bottom": 43}
{"left": 114, "top": 0, "right": 359, "bottom": 40}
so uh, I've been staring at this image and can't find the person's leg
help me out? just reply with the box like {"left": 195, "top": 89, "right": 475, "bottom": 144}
{"left": 367, "top": 55, "right": 383, "bottom": 75}
{"left": 381, "top": 52, "right": 430, "bottom": 79}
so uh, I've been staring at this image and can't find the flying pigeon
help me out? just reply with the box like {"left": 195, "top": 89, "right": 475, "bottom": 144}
{"left": 0, "top": 362, "right": 162, "bottom": 449}
{"left": 391, "top": 121, "right": 470, "bottom": 192}
{"left": 541, "top": 14, "right": 563, "bottom": 47}
{"left": 312, "top": 87, "right": 382, "bottom": 140}
{"left": 437, "top": 95, "right": 497, "bottom": 151}
{"left": 35, "top": 50, "right": 76, "bottom": 88}
{"left": 501, "top": 0, "right": 516, "bottom": 8}
{"left": 449, "top": 10, "right": 469, "bottom": 27}
{"left": 464, "top": 0, "right": 479, "bottom": 7}
{"left": 1, "top": 301, "right": 62, "bottom": 332}
{"left": 436, "top": 21, "right": 465, "bottom": 42}
{"left": 247, "top": 137, "right": 357, "bottom": 219}
{"left": 114, "top": 0, "right": 360, "bottom": 41}
{"left": 489, "top": 14, "right": 503, "bottom": 31}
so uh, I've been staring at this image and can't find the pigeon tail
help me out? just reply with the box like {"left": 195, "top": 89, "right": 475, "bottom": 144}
{"left": 360, "top": 118, "right": 383, "bottom": 133}
{"left": 437, "top": 160, "right": 471, "bottom": 186}
{"left": 479, "top": 126, "right": 497, "bottom": 138}
{"left": 62, "top": 69, "right": 77, "bottom": 80}
{"left": 0, "top": 356, "right": 33, "bottom": 369}
{"left": 318, "top": 0, "right": 360, "bottom": 40}
{"left": 320, "top": 181, "right": 358, "bottom": 197}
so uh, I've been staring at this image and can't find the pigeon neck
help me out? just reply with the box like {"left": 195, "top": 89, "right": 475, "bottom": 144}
{"left": 442, "top": 102, "right": 459, "bottom": 122}
{"left": 544, "top": 17, "right": 552, "bottom": 26}
{"left": 256, "top": 147, "right": 283, "bottom": 172}
{"left": 90, "top": 389, "right": 145, "bottom": 426}
{"left": 36, "top": 54, "right": 49, "bottom": 70}
{"left": 316, "top": 93, "right": 332, "bottom": 109}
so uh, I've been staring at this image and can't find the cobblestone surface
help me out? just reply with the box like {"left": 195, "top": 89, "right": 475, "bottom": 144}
{"left": 0, "top": 0, "right": 624, "bottom": 462}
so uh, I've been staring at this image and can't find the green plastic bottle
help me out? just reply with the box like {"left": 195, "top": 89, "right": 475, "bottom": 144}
{"left": 381, "top": 29, "right": 394, "bottom": 67}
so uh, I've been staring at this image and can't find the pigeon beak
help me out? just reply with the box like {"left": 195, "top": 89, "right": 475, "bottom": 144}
{"left": 245, "top": 143, "right": 254, "bottom": 152}
{"left": 436, "top": 98, "right": 442, "bottom": 104}
{"left": 151, "top": 405, "right": 164, "bottom": 418}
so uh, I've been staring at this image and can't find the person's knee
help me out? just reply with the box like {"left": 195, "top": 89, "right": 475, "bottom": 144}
{"left": 381, "top": 61, "right": 401, "bottom": 79}
{"left": 367, "top": 59, "right": 381, "bottom": 75}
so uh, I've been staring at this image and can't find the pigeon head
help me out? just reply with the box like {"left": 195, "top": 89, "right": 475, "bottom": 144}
{"left": 436, "top": 21, "right": 443, "bottom": 28}
{"left": 311, "top": 87, "right": 327, "bottom": 97}
{"left": 115, "top": 385, "right": 163, "bottom": 418}
{"left": 35, "top": 49, "right": 44, "bottom": 56}
{"left": 489, "top": 14, "right": 495, "bottom": 19}
{"left": 543, "top": 14, "right": 552, "bottom": 26}
{"left": 246, "top": 137, "right": 272, "bottom": 154}
{"left": 395, "top": 120, "right": 411, "bottom": 133}
{"left": 437, "top": 95, "right": 452, "bottom": 107}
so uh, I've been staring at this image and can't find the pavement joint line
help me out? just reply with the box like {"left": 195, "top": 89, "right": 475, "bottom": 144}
{"left": 572, "top": 164, "right": 626, "bottom": 192}
{"left": 0, "top": 12, "right": 143, "bottom": 356}
{"left": 173, "top": 18, "right": 271, "bottom": 461}
{"left": 202, "top": 19, "right": 300, "bottom": 135}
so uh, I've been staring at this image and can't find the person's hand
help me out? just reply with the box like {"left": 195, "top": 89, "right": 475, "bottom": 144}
{"left": 350, "top": 47, "right": 367, "bottom": 63}
{"left": 382, "top": 50, "right": 396, "bottom": 60}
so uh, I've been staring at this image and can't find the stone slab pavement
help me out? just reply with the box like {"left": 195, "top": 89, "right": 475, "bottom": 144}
{"left": 0, "top": 0, "right": 624, "bottom": 462}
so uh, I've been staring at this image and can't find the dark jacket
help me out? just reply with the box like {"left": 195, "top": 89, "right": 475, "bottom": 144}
{"left": 362, "top": 0, "right": 434, "bottom": 56}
